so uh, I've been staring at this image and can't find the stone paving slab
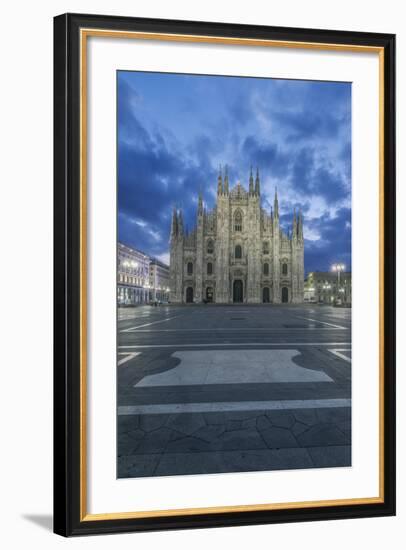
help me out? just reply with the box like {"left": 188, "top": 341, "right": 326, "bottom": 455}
{"left": 117, "top": 407, "right": 351, "bottom": 477}
{"left": 307, "top": 445, "right": 351, "bottom": 468}
{"left": 118, "top": 454, "right": 161, "bottom": 478}
{"left": 133, "top": 448, "right": 316, "bottom": 478}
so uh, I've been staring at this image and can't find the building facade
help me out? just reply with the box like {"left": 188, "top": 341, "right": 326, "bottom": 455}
{"left": 304, "top": 271, "right": 352, "bottom": 305}
{"left": 149, "top": 259, "right": 170, "bottom": 303}
{"left": 169, "top": 168, "right": 305, "bottom": 304}
{"left": 117, "top": 243, "right": 150, "bottom": 305}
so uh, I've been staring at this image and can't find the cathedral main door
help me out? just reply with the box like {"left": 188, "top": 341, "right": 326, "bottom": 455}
{"left": 186, "top": 287, "right": 194, "bottom": 303}
{"left": 233, "top": 280, "right": 243, "bottom": 303}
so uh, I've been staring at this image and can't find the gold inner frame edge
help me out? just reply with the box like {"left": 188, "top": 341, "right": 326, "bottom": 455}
{"left": 79, "top": 27, "right": 385, "bottom": 522}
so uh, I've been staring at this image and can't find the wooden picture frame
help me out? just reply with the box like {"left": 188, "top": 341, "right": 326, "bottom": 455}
{"left": 54, "top": 12, "right": 395, "bottom": 536}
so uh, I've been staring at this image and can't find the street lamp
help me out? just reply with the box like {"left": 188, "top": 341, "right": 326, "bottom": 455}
{"left": 331, "top": 263, "right": 345, "bottom": 304}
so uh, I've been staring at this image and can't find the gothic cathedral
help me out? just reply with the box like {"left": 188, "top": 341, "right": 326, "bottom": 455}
{"left": 169, "top": 167, "right": 304, "bottom": 304}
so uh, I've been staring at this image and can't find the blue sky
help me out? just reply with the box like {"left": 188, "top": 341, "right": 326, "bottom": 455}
{"left": 118, "top": 71, "right": 351, "bottom": 274}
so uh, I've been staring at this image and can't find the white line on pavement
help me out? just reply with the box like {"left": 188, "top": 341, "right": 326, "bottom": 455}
{"left": 117, "top": 352, "right": 140, "bottom": 366}
{"left": 120, "top": 316, "right": 179, "bottom": 333}
{"left": 128, "top": 327, "right": 343, "bottom": 332}
{"left": 328, "top": 349, "right": 352, "bottom": 363}
{"left": 118, "top": 342, "right": 352, "bottom": 349}
{"left": 296, "top": 317, "right": 347, "bottom": 330}
{"left": 118, "top": 398, "right": 351, "bottom": 416}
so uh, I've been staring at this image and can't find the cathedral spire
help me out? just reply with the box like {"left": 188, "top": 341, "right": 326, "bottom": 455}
{"left": 224, "top": 165, "right": 229, "bottom": 194}
{"left": 255, "top": 167, "right": 260, "bottom": 196}
{"left": 177, "top": 209, "right": 184, "bottom": 236}
{"left": 217, "top": 165, "right": 223, "bottom": 195}
{"left": 298, "top": 209, "right": 304, "bottom": 240}
{"left": 249, "top": 166, "right": 254, "bottom": 195}
{"left": 198, "top": 190, "right": 203, "bottom": 216}
{"left": 292, "top": 208, "right": 297, "bottom": 240}
{"left": 170, "top": 206, "right": 178, "bottom": 239}
{"left": 274, "top": 187, "right": 279, "bottom": 219}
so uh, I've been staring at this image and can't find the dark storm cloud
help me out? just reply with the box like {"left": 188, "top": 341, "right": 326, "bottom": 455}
{"left": 290, "top": 147, "right": 348, "bottom": 203}
{"left": 242, "top": 137, "right": 289, "bottom": 178}
{"left": 303, "top": 208, "right": 351, "bottom": 272}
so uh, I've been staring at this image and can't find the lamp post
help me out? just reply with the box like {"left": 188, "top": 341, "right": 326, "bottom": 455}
{"left": 331, "top": 263, "right": 345, "bottom": 304}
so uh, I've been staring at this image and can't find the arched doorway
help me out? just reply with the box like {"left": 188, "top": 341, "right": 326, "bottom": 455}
{"left": 186, "top": 287, "right": 194, "bottom": 303}
{"left": 263, "top": 287, "right": 270, "bottom": 303}
{"left": 233, "top": 280, "right": 243, "bottom": 303}
{"left": 281, "top": 287, "right": 289, "bottom": 303}
{"left": 206, "top": 287, "right": 214, "bottom": 303}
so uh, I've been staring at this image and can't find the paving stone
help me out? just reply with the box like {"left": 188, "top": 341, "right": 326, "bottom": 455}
{"left": 127, "top": 428, "right": 145, "bottom": 441}
{"left": 241, "top": 417, "right": 258, "bottom": 429}
{"left": 293, "top": 409, "right": 319, "bottom": 426}
{"left": 165, "top": 413, "right": 206, "bottom": 435}
{"left": 169, "top": 429, "right": 190, "bottom": 442}
{"left": 316, "top": 407, "right": 351, "bottom": 425}
{"left": 225, "top": 420, "right": 243, "bottom": 431}
{"left": 260, "top": 426, "right": 299, "bottom": 449}
{"left": 165, "top": 436, "right": 212, "bottom": 453}
{"left": 203, "top": 412, "right": 225, "bottom": 425}
{"left": 139, "top": 414, "right": 168, "bottom": 432}
{"left": 221, "top": 448, "right": 314, "bottom": 473}
{"left": 135, "top": 427, "right": 173, "bottom": 454}
{"left": 256, "top": 415, "right": 272, "bottom": 432}
{"left": 152, "top": 448, "right": 315, "bottom": 476}
{"left": 291, "top": 421, "right": 310, "bottom": 436}
{"left": 117, "top": 415, "right": 140, "bottom": 434}
{"left": 214, "top": 429, "right": 266, "bottom": 451}
{"left": 117, "top": 454, "right": 161, "bottom": 478}
{"left": 335, "top": 421, "right": 351, "bottom": 442}
{"left": 117, "top": 433, "right": 142, "bottom": 456}
{"left": 193, "top": 425, "right": 226, "bottom": 442}
{"left": 154, "top": 451, "right": 225, "bottom": 476}
{"left": 296, "top": 424, "right": 349, "bottom": 447}
{"left": 266, "top": 412, "right": 296, "bottom": 429}
{"left": 224, "top": 410, "right": 262, "bottom": 421}
{"left": 307, "top": 445, "right": 351, "bottom": 468}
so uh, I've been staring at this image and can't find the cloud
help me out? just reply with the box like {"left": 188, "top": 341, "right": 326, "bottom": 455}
{"left": 117, "top": 71, "right": 351, "bottom": 273}
{"left": 156, "top": 252, "right": 170, "bottom": 265}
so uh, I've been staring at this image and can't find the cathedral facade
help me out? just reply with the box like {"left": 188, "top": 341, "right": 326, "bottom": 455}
{"left": 169, "top": 168, "right": 304, "bottom": 304}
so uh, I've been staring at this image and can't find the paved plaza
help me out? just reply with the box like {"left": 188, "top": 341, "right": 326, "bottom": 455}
{"left": 117, "top": 304, "right": 351, "bottom": 478}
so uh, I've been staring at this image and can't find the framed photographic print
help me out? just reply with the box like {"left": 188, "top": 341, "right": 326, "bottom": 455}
{"left": 53, "top": 13, "right": 396, "bottom": 536}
